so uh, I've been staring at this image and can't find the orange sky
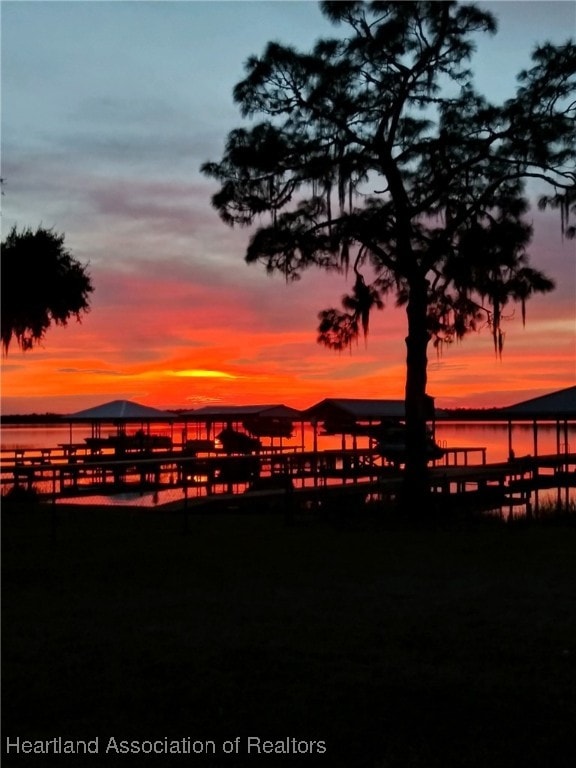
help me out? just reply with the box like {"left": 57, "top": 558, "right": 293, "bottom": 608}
{"left": 2, "top": 213, "right": 574, "bottom": 416}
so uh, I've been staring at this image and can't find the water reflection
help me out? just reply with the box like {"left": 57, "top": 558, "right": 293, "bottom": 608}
{"left": 2, "top": 420, "right": 574, "bottom": 512}
{"left": 435, "top": 422, "right": 574, "bottom": 463}
{"left": 2, "top": 421, "right": 575, "bottom": 463}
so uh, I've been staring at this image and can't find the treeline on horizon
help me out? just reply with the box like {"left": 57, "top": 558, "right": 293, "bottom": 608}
{"left": 1, "top": 407, "right": 510, "bottom": 424}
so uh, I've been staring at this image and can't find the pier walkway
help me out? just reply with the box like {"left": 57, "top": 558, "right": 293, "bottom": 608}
{"left": 2, "top": 444, "right": 574, "bottom": 513}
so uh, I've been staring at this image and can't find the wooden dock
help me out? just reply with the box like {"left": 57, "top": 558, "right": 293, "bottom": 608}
{"left": 2, "top": 444, "right": 574, "bottom": 513}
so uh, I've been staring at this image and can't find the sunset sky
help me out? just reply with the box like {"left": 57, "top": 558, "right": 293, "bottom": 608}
{"left": 1, "top": 0, "right": 575, "bottom": 415}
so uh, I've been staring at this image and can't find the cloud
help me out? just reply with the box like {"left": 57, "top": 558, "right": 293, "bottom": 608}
{"left": 70, "top": 94, "right": 186, "bottom": 130}
{"left": 57, "top": 367, "right": 126, "bottom": 376}
{"left": 88, "top": 180, "right": 207, "bottom": 237}
{"left": 183, "top": 394, "right": 223, "bottom": 405}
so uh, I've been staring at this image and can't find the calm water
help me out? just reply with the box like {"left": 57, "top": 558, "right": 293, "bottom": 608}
{"left": 2, "top": 420, "right": 574, "bottom": 462}
{"left": 1, "top": 419, "right": 573, "bottom": 511}
{"left": 0, "top": 422, "right": 176, "bottom": 452}
{"left": 435, "top": 421, "right": 574, "bottom": 463}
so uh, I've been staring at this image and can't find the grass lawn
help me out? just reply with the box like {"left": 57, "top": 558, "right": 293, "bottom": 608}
{"left": 2, "top": 503, "right": 576, "bottom": 767}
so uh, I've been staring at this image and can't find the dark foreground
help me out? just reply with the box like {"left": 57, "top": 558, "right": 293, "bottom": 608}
{"left": 2, "top": 503, "right": 576, "bottom": 768}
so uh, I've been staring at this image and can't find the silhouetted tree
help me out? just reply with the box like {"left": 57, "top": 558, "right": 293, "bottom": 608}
{"left": 202, "top": 1, "right": 575, "bottom": 506}
{"left": 1, "top": 225, "right": 93, "bottom": 353}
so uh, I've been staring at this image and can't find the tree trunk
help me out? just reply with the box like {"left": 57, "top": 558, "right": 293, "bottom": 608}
{"left": 403, "top": 276, "right": 431, "bottom": 512}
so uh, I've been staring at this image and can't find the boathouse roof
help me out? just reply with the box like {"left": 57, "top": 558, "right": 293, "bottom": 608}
{"left": 303, "top": 396, "right": 435, "bottom": 422}
{"left": 181, "top": 404, "right": 301, "bottom": 421}
{"left": 69, "top": 399, "right": 172, "bottom": 421}
{"left": 497, "top": 386, "right": 576, "bottom": 419}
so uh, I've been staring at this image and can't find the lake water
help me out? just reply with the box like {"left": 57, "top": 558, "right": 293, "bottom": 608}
{"left": 1, "top": 421, "right": 574, "bottom": 463}
{"left": 2, "top": 420, "right": 574, "bottom": 510}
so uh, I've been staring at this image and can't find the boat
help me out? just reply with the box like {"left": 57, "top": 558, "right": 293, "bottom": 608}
{"left": 216, "top": 427, "right": 261, "bottom": 454}
{"left": 319, "top": 418, "right": 444, "bottom": 464}
{"left": 242, "top": 417, "right": 293, "bottom": 438}
{"left": 372, "top": 424, "right": 445, "bottom": 464}
{"left": 84, "top": 431, "right": 172, "bottom": 453}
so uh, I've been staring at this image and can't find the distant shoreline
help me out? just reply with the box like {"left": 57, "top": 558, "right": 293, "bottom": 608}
{"left": 0, "top": 408, "right": 549, "bottom": 424}
{"left": 1, "top": 413, "right": 67, "bottom": 424}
